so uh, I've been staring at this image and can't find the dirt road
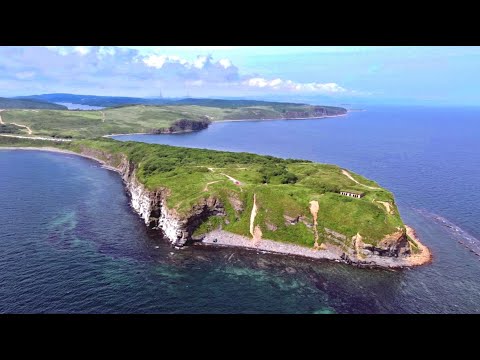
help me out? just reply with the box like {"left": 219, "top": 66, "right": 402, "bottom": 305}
{"left": 10, "top": 122, "right": 32, "bottom": 135}
{"left": 341, "top": 169, "right": 381, "bottom": 190}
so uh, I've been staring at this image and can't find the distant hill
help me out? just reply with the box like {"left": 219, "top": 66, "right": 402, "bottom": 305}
{"left": 1, "top": 103, "right": 347, "bottom": 139}
{"left": 170, "top": 98, "right": 305, "bottom": 108}
{"left": 0, "top": 97, "right": 67, "bottom": 110}
{"left": 14, "top": 94, "right": 170, "bottom": 107}
{"left": 15, "top": 94, "right": 308, "bottom": 108}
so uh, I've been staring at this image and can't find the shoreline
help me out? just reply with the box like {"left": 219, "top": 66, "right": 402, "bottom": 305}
{"left": 104, "top": 112, "right": 349, "bottom": 138}
{"left": 198, "top": 226, "right": 431, "bottom": 269}
{"left": 212, "top": 112, "right": 349, "bottom": 123}
{"left": 405, "top": 225, "right": 433, "bottom": 266}
{"left": 0, "top": 145, "right": 431, "bottom": 269}
{"left": 0, "top": 146, "right": 122, "bottom": 174}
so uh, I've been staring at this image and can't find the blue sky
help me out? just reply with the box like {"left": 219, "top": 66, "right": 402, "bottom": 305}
{"left": 1, "top": 46, "right": 479, "bottom": 105}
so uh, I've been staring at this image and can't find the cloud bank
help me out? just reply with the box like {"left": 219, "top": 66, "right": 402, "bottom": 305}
{"left": 0, "top": 46, "right": 353, "bottom": 97}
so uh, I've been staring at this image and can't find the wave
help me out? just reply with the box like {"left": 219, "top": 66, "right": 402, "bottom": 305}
{"left": 414, "top": 208, "right": 480, "bottom": 257}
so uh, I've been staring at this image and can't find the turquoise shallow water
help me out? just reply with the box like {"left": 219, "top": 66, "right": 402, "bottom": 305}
{"left": 1, "top": 105, "right": 480, "bottom": 313}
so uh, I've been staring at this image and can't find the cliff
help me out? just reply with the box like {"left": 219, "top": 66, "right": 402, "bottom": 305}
{"left": 70, "top": 141, "right": 421, "bottom": 267}
{"left": 0, "top": 136, "right": 429, "bottom": 268}
{"left": 76, "top": 145, "right": 225, "bottom": 246}
{"left": 151, "top": 118, "right": 211, "bottom": 134}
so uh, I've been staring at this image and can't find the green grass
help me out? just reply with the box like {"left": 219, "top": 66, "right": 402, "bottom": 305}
{"left": 0, "top": 124, "right": 24, "bottom": 134}
{"left": 0, "top": 103, "right": 346, "bottom": 139}
{"left": 0, "top": 134, "right": 402, "bottom": 249}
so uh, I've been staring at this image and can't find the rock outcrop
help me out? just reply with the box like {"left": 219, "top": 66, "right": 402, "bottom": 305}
{"left": 76, "top": 146, "right": 225, "bottom": 246}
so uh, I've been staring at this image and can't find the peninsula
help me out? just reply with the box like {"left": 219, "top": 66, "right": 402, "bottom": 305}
{"left": 0, "top": 135, "right": 431, "bottom": 268}
{"left": 0, "top": 101, "right": 347, "bottom": 139}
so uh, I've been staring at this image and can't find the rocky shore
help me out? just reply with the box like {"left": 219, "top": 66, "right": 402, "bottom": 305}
{"left": 199, "top": 228, "right": 431, "bottom": 268}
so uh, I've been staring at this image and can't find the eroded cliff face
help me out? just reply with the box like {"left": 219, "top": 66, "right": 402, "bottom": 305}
{"left": 74, "top": 146, "right": 410, "bottom": 259}
{"left": 76, "top": 146, "right": 224, "bottom": 246}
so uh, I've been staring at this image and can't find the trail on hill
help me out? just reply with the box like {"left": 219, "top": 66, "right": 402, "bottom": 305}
{"left": 101, "top": 111, "right": 105, "bottom": 122}
{"left": 0, "top": 110, "right": 33, "bottom": 134}
{"left": 220, "top": 173, "right": 242, "bottom": 185}
{"left": 341, "top": 169, "right": 381, "bottom": 190}
{"left": 10, "top": 122, "right": 32, "bottom": 135}
{"left": 203, "top": 180, "right": 222, "bottom": 192}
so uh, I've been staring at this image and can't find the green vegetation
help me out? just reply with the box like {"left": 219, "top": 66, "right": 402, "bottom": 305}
{"left": 0, "top": 97, "right": 66, "bottom": 110}
{"left": 0, "top": 135, "right": 403, "bottom": 249}
{"left": 0, "top": 102, "right": 346, "bottom": 139}
{"left": 0, "top": 124, "right": 23, "bottom": 134}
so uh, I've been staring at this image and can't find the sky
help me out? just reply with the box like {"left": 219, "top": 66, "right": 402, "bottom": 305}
{"left": 1, "top": 46, "right": 479, "bottom": 105}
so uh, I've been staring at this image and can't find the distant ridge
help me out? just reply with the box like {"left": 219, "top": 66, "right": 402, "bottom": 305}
{"left": 14, "top": 93, "right": 307, "bottom": 108}
{"left": 0, "top": 97, "right": 67, "bottom": 110}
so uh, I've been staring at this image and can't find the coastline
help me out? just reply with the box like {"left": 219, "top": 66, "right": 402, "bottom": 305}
{"left": 405, "top": 225, "right": 433, "bottom": 266}
{"left": 213, "top": 112, "right": 349, "bottom": 123}
{"left": 199, "top": 226, "right": 431, "bottom": 269}
{"left": 0, "top": 146, "right": 122, "bottom": 174}
{"left": 0, "top": 145, "right": 431, "bottom": 269}
{"left": 103, "top": 112, "right": 349, "bottom": 138}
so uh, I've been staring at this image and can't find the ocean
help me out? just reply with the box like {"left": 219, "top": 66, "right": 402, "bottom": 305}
{"left": 1, "top": 105, "right": 479, "bottom": 313}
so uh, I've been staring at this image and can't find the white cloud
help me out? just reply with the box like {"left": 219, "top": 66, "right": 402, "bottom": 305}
{"left": 218, "top": 58, "right": 232, "bottom": 69}
{"left": 1, "top": 47, "right": 355, "bottom": 97}
{"left": 193, "top": 55, "right": 209, "bottom": 69}
{"left": 73, "top": 46, "right": 91, "bottom": 56}
{"left": 243, "top": 77, "right": 346, "bottom": 93}
{"left": 143, "top": 54, "right": 188, "bottom": 68}
{"left": 97, "top": 46, "right": 116, "bottom": 59}
{"left": 15, "top": 71, "right": 35, "bottom": 79}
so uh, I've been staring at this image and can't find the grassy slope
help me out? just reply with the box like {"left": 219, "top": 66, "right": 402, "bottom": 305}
{"left": 0, "top": 136, "right": 403, "bottom": 248}
{"left": 1, "top": 103, "right": 346, "bottom": 139}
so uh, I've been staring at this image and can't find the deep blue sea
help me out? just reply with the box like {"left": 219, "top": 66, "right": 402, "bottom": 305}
{"left": 1, "top": 105, "right": 480, "bottom": 313}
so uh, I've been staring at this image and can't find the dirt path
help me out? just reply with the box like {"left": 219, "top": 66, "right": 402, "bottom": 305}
{"left": 309, "top": 200, "right": 322, "bottom": 249}
{"left": 249, "top": 193, "right": 262, "bottom": 243}
{"left": 101, "top": 111, "right": 105, "bottom": 123}
{"left": 203, "top": 180, "right": 222, "bottom": 192}
{"left": 405, "top": 225, "right": 432, "bottom": 266}
{"left": 0, "top": 110, "right": 33, "bottom": 134}
{"left": 341, "top": 169, "right": 381, "bottom": 190}
{"left": 10, "top": 122, "right": 32, "bottom": 135}
{"left": 220, "top": 173, "right": 242, "bottom": 185}
{"left": 376, "top": 200, "right": 394, "bottom": 214}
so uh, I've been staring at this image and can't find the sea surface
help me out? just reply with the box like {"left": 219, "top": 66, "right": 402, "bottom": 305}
{"left": 55, "top": 102, "right": 105, "bottom": 110}
{"left": 1, "top": 105, "right": 480, "bottom": 313}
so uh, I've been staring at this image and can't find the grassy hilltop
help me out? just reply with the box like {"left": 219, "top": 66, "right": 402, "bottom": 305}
{"left": 0, "top": 102, "right": 346, "bottom": 139}
{"left": 0, "top": 136, "right": 403, "bottom": 249}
